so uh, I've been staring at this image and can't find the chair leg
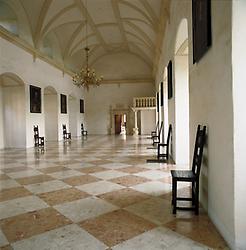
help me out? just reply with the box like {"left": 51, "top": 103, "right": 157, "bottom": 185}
{"left": 172, "top": 179, "right": 177, "bottom": 214}
{"left": 195, "top": 181, "right": 199, "bottom": 215}
{"left": 192, "top": 182, "right": 195, "bottom": 206}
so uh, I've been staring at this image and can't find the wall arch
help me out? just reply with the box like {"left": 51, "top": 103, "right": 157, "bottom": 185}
{"left": 0, "top": 72, "right": 26, "bottom": 148}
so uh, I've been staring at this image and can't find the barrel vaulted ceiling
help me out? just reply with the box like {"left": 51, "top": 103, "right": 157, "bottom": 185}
{"left": 0, "top": 0, "right": 170, "bottom": 83}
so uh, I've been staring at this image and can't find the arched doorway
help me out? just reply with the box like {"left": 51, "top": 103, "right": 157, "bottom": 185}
{"left": 44, "top": 86, "right": 58, "bottom": 141}
{"left": 174, "top": 19, "right": 190, "bottom": 165}
{"left": 69, "top": 95, "right": 78, "bottom": 137}
{"left": 0, "top": 72, "right": 26, "bottom": 148}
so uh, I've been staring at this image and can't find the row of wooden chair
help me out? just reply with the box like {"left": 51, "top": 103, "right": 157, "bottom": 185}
{"left": 34, "top": 123, "right": 88, "bottom": 147}
{"left": 147, "top": 122, "right": 207, "bottom": 215}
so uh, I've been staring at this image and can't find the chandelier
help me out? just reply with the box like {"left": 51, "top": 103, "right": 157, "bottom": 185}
{"left": 72, "top": 0, "right": 103, "bottom": 90}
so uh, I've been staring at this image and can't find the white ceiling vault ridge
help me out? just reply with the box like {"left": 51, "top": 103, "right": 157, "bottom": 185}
{"left": 0, "top": 0, "right": 170, "bottom": 84}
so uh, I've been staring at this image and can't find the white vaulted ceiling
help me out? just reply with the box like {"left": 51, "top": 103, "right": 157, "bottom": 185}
{"left": 0, "top": 0, "right": 170, "bottom": 83}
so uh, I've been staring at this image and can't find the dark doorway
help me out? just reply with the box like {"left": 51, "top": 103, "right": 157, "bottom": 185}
{"left": 115, "top": 115, "right": 122, "bottom": 134}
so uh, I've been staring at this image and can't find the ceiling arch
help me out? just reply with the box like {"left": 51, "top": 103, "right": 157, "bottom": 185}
{"left": 0, "top": 0, "right": 170, "bottom": 82}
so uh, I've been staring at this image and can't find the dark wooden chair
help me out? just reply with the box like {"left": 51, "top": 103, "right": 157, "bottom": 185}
{"left": 152, "top": 121, "right": 163, "bottom": 145}
{"left": 62, "top": 124, "right": 71, "bottom": 140}
{"left": 157, "top": 124, "right": 172, "bottom": 160}
{"left": 34, "top": 125, "right": 44, "bottom": 147}
{"left": 171, "top": 125, "right": 206, "bottom": 215}
{"left": 81, "top": 123, "right": 88, "bottom": 136}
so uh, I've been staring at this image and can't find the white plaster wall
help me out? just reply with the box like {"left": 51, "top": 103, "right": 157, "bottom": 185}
{"left": 85, "top": 83, "right": 155, "bottom": 134}
{"left": 0, "top": 37, "right": 85, "bottom": 147}
{"left": 232, "top": 1, "right": 246, "bottom": 249}
{"left": 174, "top": 55, "right": 189, "bottom": 165}
{"left": 0, "top": 86, "right": 3, "bottom": 148}
{"left": 44, "top": 94, "right": 58, "bottom": 141}
{"left": 155, "top": 0, "right": 234, "bottom": 248}
{"left": 69, "top": 98, "right": 78, "bottom": 137}
{"left": 3, "top": 86, "right": 26, "bottom": 148}
{"left": 140, "top": 110, "right": 155, "bottom": 135}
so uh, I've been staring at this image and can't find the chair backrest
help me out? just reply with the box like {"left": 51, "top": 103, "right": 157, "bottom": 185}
{"left": 34, "top": 125, "right": 39, "bottom": 138}
{"left": 62, "top": 124, "right": 67, "bottom": 135}
{"left": 192, "top": 125, "right": 207, "bottom": 177}
{"left": 158, "top": 121, "right": 163, "bottom": 138}
{"left": 155, "top": 121, "right": 159, "bottom": 133}
{"left": 81, "top": 123, "right": 84, "bottom": 131}
{"left": 166, "top": 124, "right": 172, "bottom": 145}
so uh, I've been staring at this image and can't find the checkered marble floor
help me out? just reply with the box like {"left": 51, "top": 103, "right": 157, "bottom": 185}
{"left": 0, "top": 135, "right": 228, "bottom": 250}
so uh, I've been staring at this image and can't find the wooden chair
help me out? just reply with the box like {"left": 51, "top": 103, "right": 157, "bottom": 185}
{"left": 152, "top": 121, "right": 163, "bottom": 145}
{"left": 171, "top": 125, "right": 206, "bottom": 215}
{"left": 157, "top": 124, "right": 172, "bottom": 160}
{"left": 81, "top": 123, "right": 88, "bottom": 136}
{"left": 62, "top": 124, "right": 71, "bottom": 140}
{"left": 34, "top": 125, "right": 44, "bottom": 147}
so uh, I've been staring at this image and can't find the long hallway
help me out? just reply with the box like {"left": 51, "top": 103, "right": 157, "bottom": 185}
{"left": 0, "top": 136, "right": 227, "bottom": 249}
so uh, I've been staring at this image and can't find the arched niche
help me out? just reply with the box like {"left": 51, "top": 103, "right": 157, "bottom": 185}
{"left": 44, "top": 86, "right": 58, "bottom": 141}
{"left": 0, "top": 72, "right": 26, "bottom": 148}
{"left": 174, "top": 18, "right": 190, "bottom": 165}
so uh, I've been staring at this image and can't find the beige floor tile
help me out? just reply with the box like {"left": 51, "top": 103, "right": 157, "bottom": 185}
{"left": 125, "top": 197, "right": 176, "bottom": 225}
{"left": 39, "top": 166, "right": 69, "bottom": 174}
{"left": 118, "top": 167, "right": 149, "bottom": 174}
{"left": 0, "top": 245, "right": 12, "bottom": 250}
{"left": 25, "top": 180, "right": 71, "bottom": 194}
{"left": 54, "top": 197, "right": 118, "bottom": 222}
{"left": 91, "top": 170, "right": 128, "bottom": 180}
{"left": 0, "top": 187, "right": 31, "bottom": 202}
{"left": 0, "top": 175, "right": 9, "bottom": 181}
{"left": 16, "top": 174, "right": 54, "bottom": 185}
{"left": 38, "top": 188, "right": 90, "bottom": 206}
{"left": 0, "top": 180, "right": 20, "bottom": 191}
{"left": 48, "top": 170, "right": 83, "bottom": 179}
{"left": 98, "top": 188, "right": 150, "bottom": 208}
{"left": 77, "top": 180, "right": 124, "bottom": 196}
{"left": 131, "top": 181, "right": 172, "bottom": 196}
{"left": 1, "top": 167, "right": 31, "bottom": 174}
{"left": 79, "top": 166, "right": 108, "bottom": 174}
{"left": 12, "top": 224, "right": 107, "bottom": 250}
{"left": 63, "top": 175, "right": 101, "bottom": 186}
{"left": 0, "top": 196, "right": 48, "bottom": 220}
{"left": 80, "top": 209, "right": 156, "bottom": 247}
{"left": 164, "top": 215, "right": 228, "bottom": 249}
{"left": 112, "top": 227, "right": 182, "bottom": 250}
{"left": 110, "top": 175, "right": 151, "bottom": 187}
{"left": 133, "top": 170, "right": 170, "bottom": 180}
{"left": 6, "top": 169, "right": 42, "bottom": 179}
{"left": 0, "top": 207, "right": 72, "bottom": 243}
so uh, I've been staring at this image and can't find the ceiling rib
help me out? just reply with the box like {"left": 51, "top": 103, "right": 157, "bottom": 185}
{"left": 74, "top": 0, "right": 108, "bottom": 51}
{"left": 64, "top": 21, "right": 85, "bottom": 60}
{"left": 119, "top": 0, "right": 154, "bottom": 27}
{"left": 123, "top": 20, "right": 154, "bottom": 48}
{"left": 141, "top": 0, "right": 158, "bottom": 24}
{"left": 34, "top": 0, "right": 53, "bottom": 48}
{"left": 111, "top": 0, "right": 129, "bottom": 51}
{"left": 40, "top": 4, "right": 76, "bottom": 41}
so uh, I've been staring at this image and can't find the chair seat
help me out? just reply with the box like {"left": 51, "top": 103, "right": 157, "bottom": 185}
{"left": 171, "top": 170, "right": 196, "bottom": 181}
